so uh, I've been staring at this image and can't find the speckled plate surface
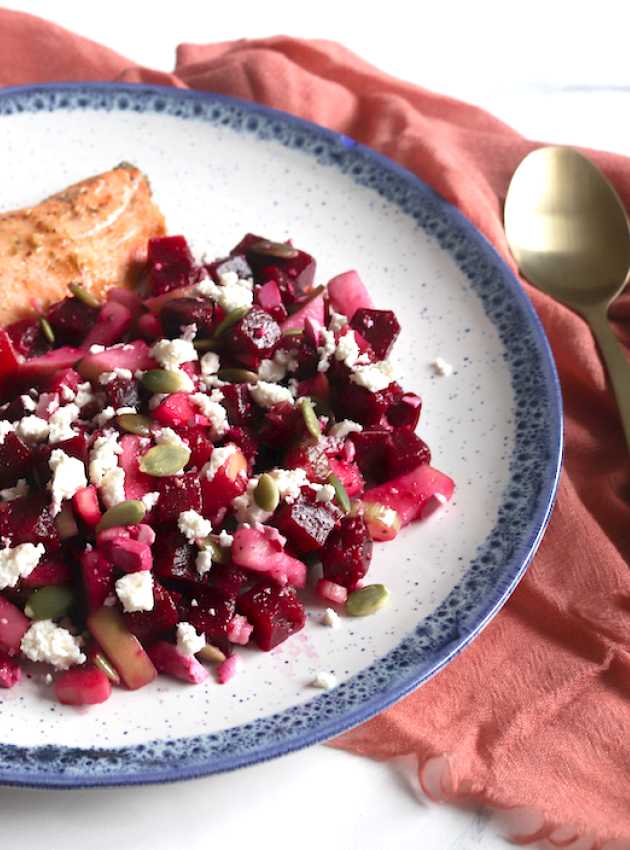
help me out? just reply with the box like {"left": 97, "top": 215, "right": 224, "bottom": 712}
{"left": 0, "top": 83, "right": 562, "bottom": 788}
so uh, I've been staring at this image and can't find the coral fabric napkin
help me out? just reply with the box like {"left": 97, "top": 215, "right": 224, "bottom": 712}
{"left": 2, "top": 9, "right": 629, "bottom": 846}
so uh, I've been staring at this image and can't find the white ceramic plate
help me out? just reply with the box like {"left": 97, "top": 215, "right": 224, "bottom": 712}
{"left": 0, "top": 83, "right": 561, "bottom": 787}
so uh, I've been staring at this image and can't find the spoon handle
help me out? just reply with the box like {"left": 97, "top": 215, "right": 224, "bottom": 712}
{"left": 584, "top": 305, "right": 630, "bottom": 451}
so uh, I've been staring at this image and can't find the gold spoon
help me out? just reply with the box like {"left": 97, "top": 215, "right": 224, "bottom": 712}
{"left": 504, "top": 145, "right": 630, "bottom": 450}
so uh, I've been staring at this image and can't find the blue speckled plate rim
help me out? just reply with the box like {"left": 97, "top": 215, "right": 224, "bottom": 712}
{"left": 0, "top": 82, "right": 563, "bottom": 789}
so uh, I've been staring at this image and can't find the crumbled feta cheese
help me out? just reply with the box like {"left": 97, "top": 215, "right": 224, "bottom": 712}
{"left": 46, "top": 397, "right": 60, "bottom": 415}
{"left": 196, "top": 548, "right": 214, "bottom": 577}
{"left": 315, "top": 483, "right": 336, "bottom": 503}
{"left": 0, "top": 542, "right": 45, "bottom": 590}
{"left": 74, "top": 382, "right": 95, "bottom": 409}
{"left": 44, "top": 673, "right": 53, "bottom": 685}
{"left": 94, "top": 406, "right": 116, "bottom": 427}
{"left": 115, "top": 406, "right": 136, "bottom": 415}
{"left": 328, "top": 310, "right": 348, "bottom": 333}
{"left": 197, "top": 272, "right": 254, "bottom": 312}
{"left": 116, "top": 571, "right": 154, "bottom": 613}
{"left": 155, "top": 427, "right": 189, "bottom": 450}
{"left": 20, "top": 395, "right": 36, "bottom": 412}
{"left": 322, "top": 608, "right": 342, "bottom": 628}
{"left": 329, "top": 419, "right": 363, "bottom": 439}
{"left": 258, "top": 358, "right": 286, "bottom": 383}
{"left": 218, "top": 530, "right": 234, "bottom": 548}
{"left": 98, "top": 368, "right": 133, "bottom": 385}
{"left": 191, "top": 598, "right": 199, "bottom": 607}
{"left": 311, "top": 671, "right": 337, "bottom": 690}
{"left": 190, "top": 393, "right": 229, "bottom": 437}
{"left": 180, "top": 323, "right": 197, "bottom": 343}
{"left": 269, "top": 467, "right": 310, "bottom": 502}
{"left": 273, "top": 348, "right": 299, "bottom": 374}
{"left": 249, "top": 381, "right": 294, "bottom": 409}
{"left": 178, "top": 509, "right": 212, "bottom": 543}
{"left": 59, "top": 385, "right": 76, "bottom": 403}
{"left": 100, "top": 467, "right": 126, "bottom": 508}
{"left": 0, "top": 479, "right": 29, "bottom": 501}
{"left": 350, "top": 360, "right": 395, "bottom": 393}
{"left": 48, "top": 404, "right": 80, "bottom": 444}
{"left": 202, "top": 444, "right": 237, "bottom": 482}
{"left": 431, "top": 356, "right": 454, "bottom": 377}
{"left": 89, "top": 431, "right": 121, "bottom": 486}
{"left": 141, "top": 491, "right": 160, "bottom": 511}
{"left": 49, "top": 449, "right": 87, "bottom": 516}
{"left": 89, "top": 344, "right": 106, "bottom": 354}
{"left": 16, "top": 415, "right": 49, "bottom": 444}
{"left": 317, "top": 328, "right": 337, "bottom": 372}
{"left": 176, "top": 622, "right": 206, "bottom": 657}
{"left": 0, "top": 421, "right": 16, "bottom": 444}
{"left": 288, "top": 378, "right": 299, "bottom": 398}
{"left": 200, "top": 351, "right": 220, "bottom": 376}
{"left": 20, "top": 620, "right": 85, "bottom": 670}
{"left": 150, "top": 338, "right": 198, "bottom": 371}
{"left": 334, "top": 331, "right": 361, "bottom": 369}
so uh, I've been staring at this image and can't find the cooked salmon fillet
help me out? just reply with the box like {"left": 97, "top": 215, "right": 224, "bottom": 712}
{"left": 0, "top": 163, "right": 165, "bottom": 326}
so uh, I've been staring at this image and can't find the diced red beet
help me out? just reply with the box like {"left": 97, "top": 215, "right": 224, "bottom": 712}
{"left": 103, "top": 376, "right": 141, "bottom": 410}
{"left": 16, "top": 347, "right": 83, "bottom": 385}
{"left": 316, "top": 578, "right": 348, "bottom": 605}
{"left": 0, "top": 494, "right": 60, "bottom": 552}
{"left": 327, "top": 270, "right": 374, "bottom": 321}
{"left": 384, "top": 429, "right": 431, "bottom": 478}
{"left": 147, "top": 235, "right": 198, "bottom": 296}
{"left": 81, "top": 549, "right": 115, "bottom": 612}
{"left": 188, "top": 590, "right": 236, "bottom": 649}
{"left": 255, "top": 280, "right": 287, "bottom": 322}
{"left": 73, "top": 486, "right": 102, "bottom": 527}
{"left": 47, "top": 367, "right": 82, "bottom": 397}
{"left": 21, "top": 556, "right": 73, "bottom": 588}
{"left": 131, "top": 524, "right": 156, "bottom": 546}
{"left": 386, "top": 393, "right": 422, "bottom": 430}
{"left": 206, "top": 253, "right": 253, "bottom": 283}
{"left": 216, "top": 654, "right": 242, "bottom": 684}
{"left": 46, "top": 297, "right": 99, "bottom": 346}
{"left": 177, "top": 426, "right": 213, "bottom": 469}
{"left": 237, "top": 581, "right": 306, "bottom": 651}
{"left": 5, "top": 320, "right": 48, "bottom": 360}
{"left": 96, "top": 526, "right": 131, "bottom": 547}
{"left": 87, "top": 607, "right": 157, "bottom": 690}
{"left": 159, "top": 297, "right": 216, "bottom": 338}
{"left": 349, "top": 429, "right": 391, "bottom": 481}
{"left": 350, "top": 308, "right": 400, "bottom": 359}
{"left": 333, "top": 380, "right": 394, "bottom": 427}
{"left": 0, "top": 431, "right": 32, "bottom": 488}
{"left": 102, "top": 538, "right": 152, "bottom": 573}
{"left": 230, "top": 233, "right": 316, "bottom": 294}
{"left": 285, "top": 437, "right": 332, "bottom": 482}
{"left": 0, "top": 396, "right": 34, "bottom": 423}
{"left": 258, "top": 402, "right": 305, "bottom": 448}
{"left": 232, "top": 526, "right": 307, "bottom": 588}
{"left": 107, "top": 286, "right": 144, "bottom": 313}
{"left": 54, "top": 666, "right": 112, "bottom": 706}
{"left": 147, "top": 641, "right": 209, "bottom": 684}
{"left": 275, "top": 498, "right": 337, "bottom": 555}
{"left": 153, "top": 531, "right": 197, "bottom": 582}
{"left": 206, "top": 563, "right": 250, "bottom": 598}
{"left": 221, "top": 383, "right": 255, "bottom": 426}
{"left": 137, "top": 311, "right": 162, "bottom": 341}
{"left": 157, "top": 473, "right": 202, "bottom": 523}
{"left": 225, "top": 307, "right": 281, "bottom": 368}
{"left": 124, "top": 581, "right": 179, "bottom": 644}
{"left": 363, "top": 465, "right": 455, "bottom": 526}
{"left": 0, "top": 595, "right": 30, "bottom": 656}
{"left": 328, "top": 457, "right": 365, "bottom": 497}
{"left": 0, "top": 651, "right": 21, "bottom": 688}
{"left": 77, "top": 340, "right": 155, "bottom": 382}
{"left": 151, "top": 392, "right": 196, "bottom": 428}
{"left": 297, "top": 373, "right": 330, "bottom": 405}
{"left": 119, "top": 435, "right": 155, "bottom": 501}
{"left": 201, "top": 447, "right": 248, "bottom": 516}
{"left": 224, "top": 426, "right": 258, "bottom": 470}
{"left": 321, "top": 515, "right": 373, "bottom": 590}
{"left": 280, "top": 293, "right": 325, "bottom": 333}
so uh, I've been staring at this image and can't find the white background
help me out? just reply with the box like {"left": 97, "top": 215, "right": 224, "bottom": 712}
{"left": 3, "top": 2, "right": 629, "bottom": 848}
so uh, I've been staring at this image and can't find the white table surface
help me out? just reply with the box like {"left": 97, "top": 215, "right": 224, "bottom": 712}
{"left": 4, "top": 2, "right": 629, "bottom": 847}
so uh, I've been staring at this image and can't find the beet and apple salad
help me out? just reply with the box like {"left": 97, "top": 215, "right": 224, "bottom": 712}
{"left": 0, "top": 233, "right": 454, "bottom": 707}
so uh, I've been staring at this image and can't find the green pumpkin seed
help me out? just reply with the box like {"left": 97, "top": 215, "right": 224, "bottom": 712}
{"left": 249, "top": 239, "right": 298, "bottom": 259}
{"left": 198, "top": 644, "right": 227, "bottom": 663}
{"left": 254, "top": 473, "right": 280, "bottom": 513}
{"left": 39, "top": 317, "right": 55, "bottom": 344}
{"left": 93, "top": 651, "right": 121, "bottom": 685}
{"left": 282, "top": 328, "right": 303, "bottom": 337}
{"left": 141, "top": 369, "right": 190, "bottom": 394}
{"left": 212, "top": 306, "right": 250, "bottom": 339}
{"left": 217, "top": 368, "right": 259, "bottom": 384}
{"left": 139, "top": 443, "right": 191, "bottom": 477}
{"left": 346, "top": 584, "right": 390, "bottom": 617}
{"left": 116, "top": 412, "right": 152, "bottom": 436}
{"left": 193, "top": 338, "right": 220, "bottom": 352}
{"left": 327, "top": 472, "right": 351, "bottom": 514}
{"left": 68, "top": 281, "right": 100, "bottom": 309}
{"left": 300, "top": 397, "right": 321, "bottom": 440}
{"left": 97, "top": 499, "right": 146, "bottom": 532}
{"left": 25, "top": 586, "right": 75, "bottom": 621}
